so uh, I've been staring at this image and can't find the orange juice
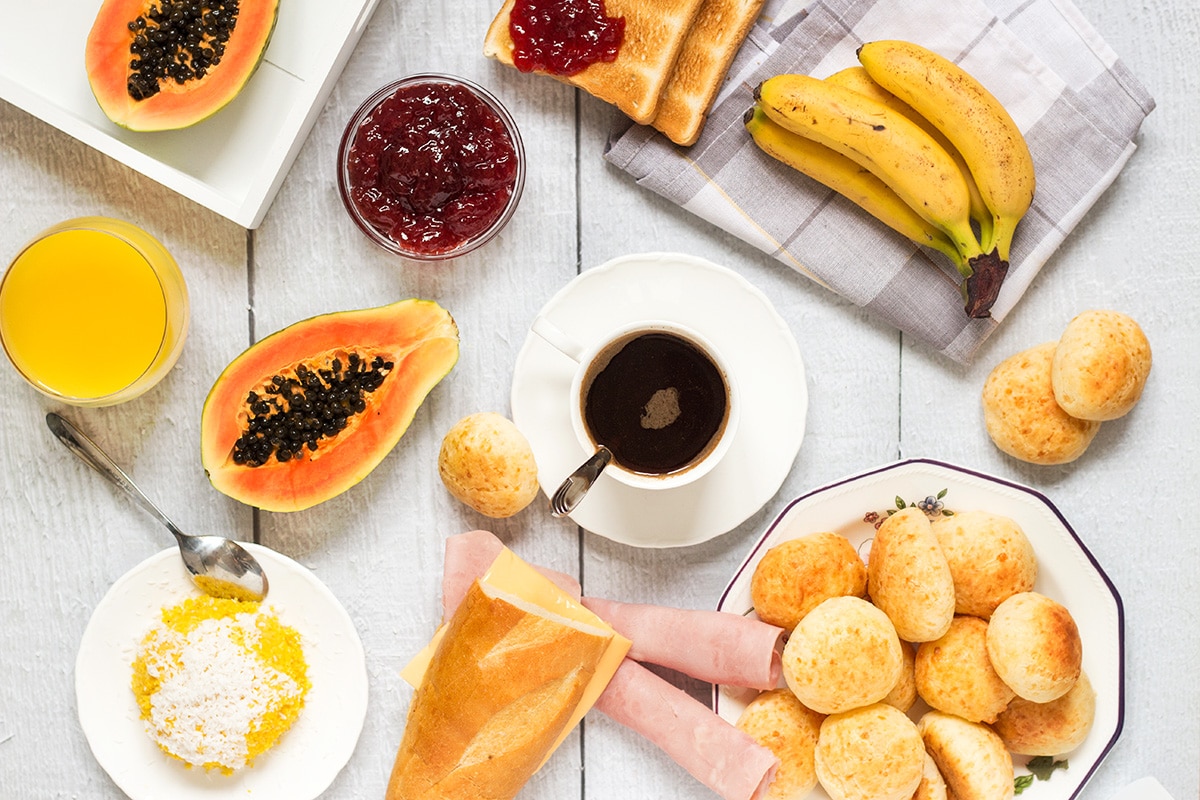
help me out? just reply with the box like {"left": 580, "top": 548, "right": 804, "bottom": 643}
{"left": 0, "top": 218, "right": 188, "bottom": 406}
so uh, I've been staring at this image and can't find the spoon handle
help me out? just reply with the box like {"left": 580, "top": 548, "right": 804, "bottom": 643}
{"left": 45, "top": 413, "right": 187, "bottom": 541}
{"left": 550, "top": 445, "right": 613, "bottom": 518}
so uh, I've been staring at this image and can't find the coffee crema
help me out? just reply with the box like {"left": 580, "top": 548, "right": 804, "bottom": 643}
{"left": 582, "top": 331, "right": 729, "bottom": 476}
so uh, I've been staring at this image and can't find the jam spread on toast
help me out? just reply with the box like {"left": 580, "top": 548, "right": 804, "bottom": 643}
{"left": 509, "top": 0, "right": 625, "bottom": 76}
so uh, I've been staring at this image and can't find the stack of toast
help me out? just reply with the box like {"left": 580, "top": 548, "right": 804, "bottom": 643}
{"left": 483, "top": 0, "right": 766, "bottom": 146}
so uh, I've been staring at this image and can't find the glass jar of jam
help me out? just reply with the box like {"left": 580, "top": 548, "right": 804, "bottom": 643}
{"left": 337, "top": 74, "right": 526, "bottom": 260}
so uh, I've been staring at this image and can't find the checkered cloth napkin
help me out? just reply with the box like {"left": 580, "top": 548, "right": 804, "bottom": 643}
{"left": 605, "top": 0, "right": 1155, "bottom": 364}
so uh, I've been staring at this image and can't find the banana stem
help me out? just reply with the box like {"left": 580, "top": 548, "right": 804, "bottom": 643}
{"left": 931, "top": 240, "right": 970, "bottom": 277}
{"left": 963, "top": 249, "right": 1009, "bottom": 318}
{"left": 975, "top": 213, "right": 995, "bottom": 255}
{"left": 986, "top": 214, "right": 1020, "bottom": 263}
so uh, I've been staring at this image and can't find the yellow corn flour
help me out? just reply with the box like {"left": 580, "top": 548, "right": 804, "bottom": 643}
{"left": 131, "top": 595, "right": 310, "bottom": 773}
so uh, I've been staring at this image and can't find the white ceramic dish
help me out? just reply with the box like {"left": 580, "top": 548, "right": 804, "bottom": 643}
{"left": 511, "top": 252, "right": 807, "bottom": 548}
{"left": 75, "top": 544, "right": 368, "bottom": 800}
{"left": 714, "top": 459, "right": 1124, "bottom": 800}
{"left": 0, "top": 0, "right": 380, "bottom": 228}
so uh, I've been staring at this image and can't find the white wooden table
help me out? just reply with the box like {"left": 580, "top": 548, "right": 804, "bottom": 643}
{"left": 1, "top": 1, "right": 1196, "bottom": 798}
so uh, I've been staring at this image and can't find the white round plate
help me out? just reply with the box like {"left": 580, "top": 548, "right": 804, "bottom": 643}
{"left": 714, "top": 459, "right": 1123, "bottom": 800}
{"left": 511, "top": 252, "right": 807, "bottom": 547}
{"left": 76, "top": 544, "right": 368, "bottom": 800}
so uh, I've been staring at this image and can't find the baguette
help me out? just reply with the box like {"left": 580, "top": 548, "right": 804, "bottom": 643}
{"left": 483, "top": 0, "right": 706, "bottom": 124}
{"left": 387, "top": 580, "right": 613, "bottom": 800}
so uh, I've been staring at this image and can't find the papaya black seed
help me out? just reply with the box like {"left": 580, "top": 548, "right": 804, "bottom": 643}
{"left": 124, "top": 0, "right": 239, "bottom": 101}
{"left": 231, "top": 352, "right": 394, "bottom": 468}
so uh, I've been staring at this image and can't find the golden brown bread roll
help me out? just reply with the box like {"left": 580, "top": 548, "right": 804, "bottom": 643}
{"left": 751, "top": 532, "right": 867, "bottom": 632}
{"left": 782, "top": 596, "right": 904, "bottom": 715}
{"left": 438, "top": 412, "right": 540, "bottom": 518}
{"left": 914, "top": 752, "right": 950, "bottom": 800}
{"left": 815, "top": 703, "right": 925, "bottom": 800}
{"left": 981, "top": 342, "right": 1100, "bottom": 465}
{"left": 917, "top": 711, "right": 1014, "bottom": 800}
{"left": 1052, "top": 310, "right": 1152, "bottom": 421}
{"left": 931, "top": 511, "right": 1037, "bottom": 619}
{"left": 735, "top": 688, "right": 824, "bottom": 799}
{"left": 915, "top": 615, "right": 1015, "bottom": 724}
{"left": 387, "top": 580, "right": 612, "bottom": 800}
{"left": 867, "top": 507, "right": 956, "bottom": 642}
{"left": 986, "top": 591, "right": 1082, "bottom": 703}
{"left": 882, "top": 640, "right": 918, "bottom": 713}
{"left": 993, "top": 670, "right": 1096, "bottom": 756}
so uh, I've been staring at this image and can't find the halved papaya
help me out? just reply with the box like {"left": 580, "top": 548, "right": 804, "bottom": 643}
{"left": 85, "top": 0, "right": 279, "bottom": 131}
{"left": 200, "top": 299, "right": 459, "bottom": 512}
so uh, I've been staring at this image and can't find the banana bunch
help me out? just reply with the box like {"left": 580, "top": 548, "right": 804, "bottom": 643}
{"left": 746, "top": 40, "right": 1035, "bottom": 318}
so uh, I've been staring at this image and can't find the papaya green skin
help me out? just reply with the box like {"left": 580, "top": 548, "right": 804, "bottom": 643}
{"left": 200, "top": 299, "right": 460, "bottom": 512}
{"left": 85, "top": 0, "right": 280, "bottom": 131}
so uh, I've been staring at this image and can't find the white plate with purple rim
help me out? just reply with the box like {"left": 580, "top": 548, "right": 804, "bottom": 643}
{"left": 713, "top": 458, "right": 1123, "bottom": 800}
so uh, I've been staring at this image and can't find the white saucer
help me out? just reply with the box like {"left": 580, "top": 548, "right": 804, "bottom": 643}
{"left": 75, "top": 544, "right": 368, "bottom": 800}
{"left": 511, "top": 252, "right": 807, "bottom": 547}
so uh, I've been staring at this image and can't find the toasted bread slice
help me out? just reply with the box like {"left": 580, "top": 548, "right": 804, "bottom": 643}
{"left": 484, "top": 0, "right": 706, "bottom": 124}
{"left": 650, "top": 0, "right": 765, "bottom": 145}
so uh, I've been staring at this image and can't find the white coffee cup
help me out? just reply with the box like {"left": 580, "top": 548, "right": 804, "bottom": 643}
{"left": 531, "top": 315, "right": 739, "bottom": 492}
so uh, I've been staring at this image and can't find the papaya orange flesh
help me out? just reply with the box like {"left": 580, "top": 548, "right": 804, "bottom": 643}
{"left": 200, "top": 299, "right": 459, "bottom": 512}
{"left": 85, "top": 0, "right": 279, "bottom": 131}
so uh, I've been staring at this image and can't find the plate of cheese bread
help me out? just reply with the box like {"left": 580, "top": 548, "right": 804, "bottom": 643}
{"left": 715, "top": 459, "right": 1122, "bottom": 800}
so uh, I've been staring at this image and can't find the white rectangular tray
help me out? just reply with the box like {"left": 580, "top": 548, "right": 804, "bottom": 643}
{"left": 0, "top": 0, "right": 380, "bottom": 228}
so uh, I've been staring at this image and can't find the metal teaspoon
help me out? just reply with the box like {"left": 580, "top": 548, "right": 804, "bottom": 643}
{"left": 46, "top": 412, "right": 268, "bottom": 601}
{"left": 549, "top": 445, "right": 613, "bottom": 518}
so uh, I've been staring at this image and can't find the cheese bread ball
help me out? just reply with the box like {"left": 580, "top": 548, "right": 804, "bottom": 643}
{"left": 914, "top": 752, "right": 949, "bottom": 800}
{"left": 782, "top": 596, "right": 903, "bottom": 715}
{"left": 1052, "top": 310, "right": 1151, "bottom": 421}
{"left": 917, "top": 711, "right": 1014, "bottom": 800}
{"left": 815, "top": 704, "right": 924, "bottom": 800}
{"left": 867, "top": 507, "right": 955, "bottom": 642}
{"left": 438, "top": 412, "right": 540, "bottom": 518}
{"left": 750, "top": 532, "right": 867, "bottom": 632}
{"left": 931, "top": 510, "right": 1037, "bottom": 619}
{"left": 736, "top": 688, "right": 824, "bottom": 800}
{"left": 987, "top": 592, "right": 1082, "bottom": 703}
{"left": 881, "top": 640, "right": 918, "bottom": 713}
{"left": 993, "top": 670, "right": 1096, "bottom": 756}
{"left": 915, "top": 616, "right": 1015, "bottom": 724}
{"left": 982, "top": 342, "right": 1100, "bottom": 465}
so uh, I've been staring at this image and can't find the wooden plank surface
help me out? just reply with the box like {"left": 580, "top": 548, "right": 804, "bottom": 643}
{"left": 1, "top": 0, "right": 1197, "bottom": 798}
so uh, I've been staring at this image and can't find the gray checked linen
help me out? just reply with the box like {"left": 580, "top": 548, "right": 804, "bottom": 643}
{"left": 605, "top": 0, "right": 1155, "bottom": 364}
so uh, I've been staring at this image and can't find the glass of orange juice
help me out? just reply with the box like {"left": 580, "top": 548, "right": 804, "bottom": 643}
{"left": 0, "top": 217, "right": 189, "bottom": 406}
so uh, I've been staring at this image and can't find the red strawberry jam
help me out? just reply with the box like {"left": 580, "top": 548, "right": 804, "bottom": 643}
{"left": 339, "top": 77, "right": 523, "bottom": 258}
{"left": 509, "top": 0, "right": 625, "bottom": 77}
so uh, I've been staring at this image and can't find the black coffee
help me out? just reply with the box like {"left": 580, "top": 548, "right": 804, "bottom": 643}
{"left": 582, "top": 331, "right": 729, "bottom": 476}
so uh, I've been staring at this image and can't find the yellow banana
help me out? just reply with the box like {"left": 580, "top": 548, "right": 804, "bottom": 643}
{"left": 744, "top": 105, "right": 967, "bottom": 273}
{"left": 857, "top": 40, "right": 1035, "bottom": 263}
{"left": 824, "top": 66, "right": 994, "bottom": 247}
{"left": 754, "top": 73, "right": 983, "bottom": 264}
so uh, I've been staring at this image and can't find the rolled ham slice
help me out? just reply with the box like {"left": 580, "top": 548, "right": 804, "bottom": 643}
{"left": 441, "top": 530, "right": 581, "bottom": 619}
{"left": 581, "top": 596, "right": 784, "bottom": 690}
{"left": 595, "top": 659, "right": 779, "bottom": 800}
